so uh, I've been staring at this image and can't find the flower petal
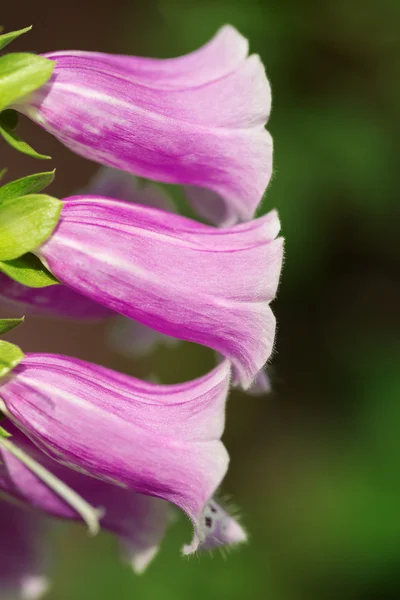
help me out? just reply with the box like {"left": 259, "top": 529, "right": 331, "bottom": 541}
{"left": 38, "top": 198, "right": 283, "bottom": 388}
{"left": 0, "top": 355, "right": 231, "bottom": 538}
{"left": 83, "top": 169, "right": 178, "bottom": 356}
{"left": 35, "top": 52, "right": 269, "bottom": 129}
{"left": 184, "top": 186, "right": 238, "bottom": 227}
{"left": 43, "top": 25, "right": 249, "bottom": 89}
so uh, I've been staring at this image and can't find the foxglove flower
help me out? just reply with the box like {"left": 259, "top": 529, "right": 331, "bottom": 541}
{"left": 0, "top": 353, "right": 231, "bottom": 548}
{"left": 15, "top": 25, "right": 272, "bottom": 225}
{"left": 0, "top": 424, "right": 246, "bottom": 568}
{"left": 0, "top": 499, "right": 49, "bottom": 599}
{"left": 35, "top": 197, "right": 282, "bottom": 388}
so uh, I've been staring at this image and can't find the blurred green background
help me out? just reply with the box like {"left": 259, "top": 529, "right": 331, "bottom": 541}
{"left": 2, "top": 0, "right": 400, "bottom": 598}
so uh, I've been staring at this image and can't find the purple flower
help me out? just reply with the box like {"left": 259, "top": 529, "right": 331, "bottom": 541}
{"left": 0, "top": 424, "right": 246, "bottom": 569}
{"left": 0, "top": 353, "right": 232, "bottom": 548}
{"left": 0, "top": 499, "right": 49, "bottom": 599}
{"left": 16, "top": 26, "right": 272, "bottom": 225}
{"left": 36, "top": 197, "right": 282, "bottom": 388}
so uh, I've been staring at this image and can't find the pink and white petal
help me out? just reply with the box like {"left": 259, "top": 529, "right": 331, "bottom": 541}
{"left": 38, "top": 198, "right": 283, "bottom": 388}
{"left": 22, "top": 83, "right": 271, "bottom": 223}
{"left": 40, "top": 52, "right": 269, "bottom": 128}
{"left": 43, "top": 25, "right": 249, "bottom": 89}
{"left": 0, "top": 356, "right": 231, "bottom": 534}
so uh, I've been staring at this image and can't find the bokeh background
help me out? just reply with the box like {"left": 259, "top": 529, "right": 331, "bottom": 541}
{"left": 2, "top": 1, "right": 400, "bottom": 598}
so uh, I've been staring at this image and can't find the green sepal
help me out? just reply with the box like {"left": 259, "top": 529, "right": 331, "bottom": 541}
{"left": 0, "top": 340, "right": 24, "bottom": 378}
{"left": 0, "top": 119, "right": 50, "bottom": 159}
{"left": 0, "top": 170, "right": 55, "bottom": 202}
{"left": 0, "top": 193, "right": 62, "bottom": 260}
{"left": 0, "top": 26, "right": 32, "bottom": 51}
{"left": 0, "top": 317, "right": 24, "bottom": 335}
{"left": 0, "top": 168, "right": 6, "bottom": 182}
{"left": 0, "top": 53, "right": 54, "bottom": 112}
{"left": 0, "top": 427, "right": 12, "bottom": 438}
{"left": 0, "top": 109, "right": 19, "bottom": 129}
{"left": 0, "top": 253, "right": 59, "bottom": 287}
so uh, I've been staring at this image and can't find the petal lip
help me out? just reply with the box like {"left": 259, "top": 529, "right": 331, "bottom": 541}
{"left": 38, "top": 198, "right": 283, "bottom": 389}
{"left": 16, "top": 25, "right": 272, "bottom": 224}
{"left": 184, "top": 499, "right": 248, "bottom": 555}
